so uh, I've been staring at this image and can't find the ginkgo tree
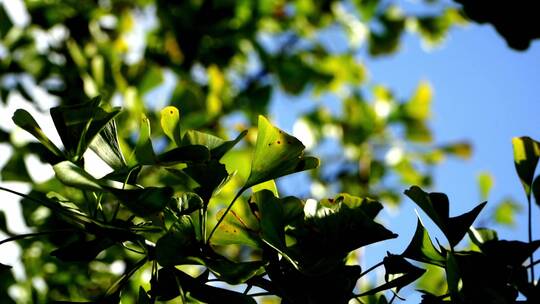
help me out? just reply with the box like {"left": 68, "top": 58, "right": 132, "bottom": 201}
{"left": 0, "top": 100, "right": 538, "bottom": 303}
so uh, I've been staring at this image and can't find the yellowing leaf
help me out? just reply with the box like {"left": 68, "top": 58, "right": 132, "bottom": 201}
{"left": 405, "top": 80, "right": 432, "bottom": 121}
{"left": 160, "top": 106, "right": 181, "bottom": 145}
{"left": 512, "top": 136, "right": 540, "bottom": 197}
{"left": 244, "top": 116, "right": 319, "bottom": 189}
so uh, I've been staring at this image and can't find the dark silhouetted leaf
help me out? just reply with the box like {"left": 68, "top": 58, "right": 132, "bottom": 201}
{"left": 137, "top": 287, "right": 151, "bottom": 304}
{"left": 481, "top": 240, "right": 540, "bottom": 266}
{"left": 157, "top": 145, "right": 210, "bottom": 165}
{"left": 468, "top": 227, "right": 498, "bottom": 248}
{"left": 155, "top": 215, "right": 197, "bottom": 267}
{"left": 357, "top": 253, "right": 425, "bottom": 296}
{"left": 173, "top": 268, "right": 257, "bottom": 304}
{"left": 51, "top": 237, "right": 115, "bottom": 262}
{"left": 404, "top": 186, "right": 486, "bottom": 247}
{"left": 533, "top": 175, "right": 540, "bottom": 207}
{"left": 108, "top": 186, "right": 174, "bottom": 216}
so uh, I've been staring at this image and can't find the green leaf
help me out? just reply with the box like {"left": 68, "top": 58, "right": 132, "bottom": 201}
{"left": 493, "top": 199, "right": 522, "bottom": 226}
{"left": 172, "top": 192, "right": 203, "bottom": 215}
{"left": 182, "top": 129, "right": 248, "bottom": 160}
{"left": 212, "top": 207, "right": 260, "bottom": 248}
{"left": 182, "top": 160, "right": 230, "bottom": 201}
{"left": 108, "top": 187, "right": 174, "bottom": 216}
{"left": 512, "top": 136, "right": 540, "bottom": 197}
{"left": 251, "top": 179, "right": 279, "bottom": 197}
{"left": 160, "top": 106, "right": 182, "bottom": 146}
{"left": 89, "top": 120, "right": 127, "bottom": 170}
{"left": 244, "top": 116, "right": 319, "bottom": 189}
{"left": 53, "top": 160, "right": 103, "bottom": 191}
{"left": 445, "top": 253, "right": 462, "bottom": 302}
{"left": 402, "top": 218, "right": 446, "bottom": 266}
{"left": 477, "top": 171, "right": 494, "bottom": 200}
{"left": 12, "top": 109, "right": 63, "bottom": 159}
{"left": 50, "top": 97, "right": 121, "bottom": 160}
{"left": 0, "top": 152, "right": 32, "bottom": 182}
{"left": 404, "top": 186, "right": 487, "bottom": 248}
{"left": 155, "top": 215, "right": 197, "bottom": 267}
{"left": 157, "top": 145, "right": 210, "bottom": 165}
{"left": 129, "top": 114, "right": 156, "bottom": 166}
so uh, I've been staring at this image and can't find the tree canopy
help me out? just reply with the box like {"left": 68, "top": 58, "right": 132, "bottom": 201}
{"left": 0, "top": 0, "right": 538, "bottom": 303}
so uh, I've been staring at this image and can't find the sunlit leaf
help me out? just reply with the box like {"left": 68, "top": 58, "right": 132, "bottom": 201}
{"left": 12, "top": 109, "right": 63, "bottom": 159}
{"left": 493, "top": 199, "right": 522, "bottom": 226}
{"left": 129, "top": 114, "right": 156, "bottom": 166}
{"left": 477, "top": 171, "right": 494, "bottom": 200}
{"left": 402, "top": 218, "right": 446, "bottom": 266}
{"left": 90, "top": 120, "right": 127, "bottom": 170}
{"left": 182, "top": 129, "right": 247, "bottom": 160}
{"left": 160, "top": 106, "right": 182, "bottom": 146}
{"left": 244, "top": 116, "right": 319, "bottom": 189}
{"left": 53, "top": 161, "right": 103, "bottom": 191}
{"left": 50, "top": 97, "right": 121, "bottom": 160}
{"left": 212, "top": 208, "right": 260, "bottom": 248}
{"left": 512, "top": 136, "right": 540, "bottom": 197}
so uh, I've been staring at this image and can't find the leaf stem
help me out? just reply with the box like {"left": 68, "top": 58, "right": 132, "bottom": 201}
{"left": 359, "top": 260, "right": 384, "bottom": 278}
{"left": 0, "top": 230, "right": 75, "bottom": 246}
{"left": 527, "top": 194, "right": 535, "bottom": 281}
{"left": 206, "top": 188, "right": 246, "bottom": 243}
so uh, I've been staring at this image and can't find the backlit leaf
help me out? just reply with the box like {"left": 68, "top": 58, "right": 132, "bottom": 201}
{"left": 12, "top": 109, "right": 63, "bottom": 159}
{"left": 244, "top": 116, "right": 319, "bottom": 189}
{"left": 160, "top": 106, "right": 181, "bottom": 146}
{"left": 402, "top": 218, "right": 446, "bottom": 266}
{"left": 512, "top": 136, "right": 540, "bottom": 197}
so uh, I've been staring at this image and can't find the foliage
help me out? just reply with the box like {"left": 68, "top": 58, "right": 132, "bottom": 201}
{"left": 0, "top": 0, "right": 536, "bottom": 303}
{"left": 1, "top": 102, "right": 539, "bottom": 304}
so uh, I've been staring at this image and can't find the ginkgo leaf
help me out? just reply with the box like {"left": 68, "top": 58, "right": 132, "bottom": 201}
{"left": 512, "top": 136, "right": 540, "bottom": 197}
{"left": 404, "top": 186, "right": 486, "bottom": 248}
{"left": 244, "top": 116, "right": 319, "bottom": 189}
{"left": 12, "top": 109, "right": 64, "bottom": 159}
{"left": 160, "top": 106, "right": 181, "bottom": 146}
{"left": 129, "top": 114, "right": 156, "bottom": 166}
